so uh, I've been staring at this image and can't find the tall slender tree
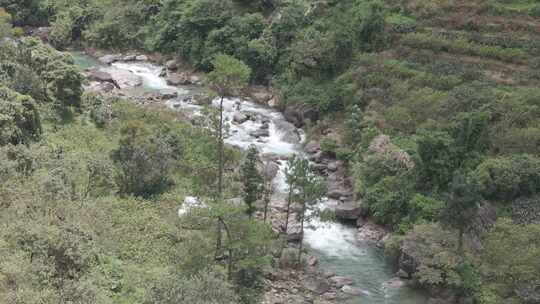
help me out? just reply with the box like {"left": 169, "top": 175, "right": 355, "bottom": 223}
{"left": 441, "top": 172, "right": 480, "bottom": 255}
{"left": 207, "top": 54, "right": 251, "bottom": 200}
{"left": 241, "top": 145, "right": 263, "bottom": 218}
{"left": 284, "top": 156, "right": 325, "bottom": 263}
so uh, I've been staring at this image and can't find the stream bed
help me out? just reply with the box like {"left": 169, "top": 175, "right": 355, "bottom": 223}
{"left": 72, "top": 52, "right": 428, "bottom": 304}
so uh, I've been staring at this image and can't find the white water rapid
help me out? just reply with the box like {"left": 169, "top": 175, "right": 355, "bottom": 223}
{"left": 72, "top": 53, "right": 428, "bottom": 304}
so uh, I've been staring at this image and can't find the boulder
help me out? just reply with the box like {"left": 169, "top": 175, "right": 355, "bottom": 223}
{"left": 307, "top": 255, "right": 318, "bottom": 267}
{"left": 250, "top": 129, "right": 270, "bottom": 138}
{"left": 305, "top": 140, "right": 321, "bottom": 154}
{"left": 158, "top": 89, "right": 178, "bottom": 100}
{"left": 303, "top": 277, "right": 330, "bottom": 295}
{"left": 98, "top": 54, "right": 122, "bottom": 65}
{"left": 135, "top": 55, "right": 148, "bottom": 61}
{"left": 329, "top": 276, "right": 353, "bottom": 288}
{"left": 233, "top": 112, "right": 249, "bottom": 124}
{"left": 335, "top": 202, "right": 362, "bottom": 220}
{"left": 341, "top": 285, "right": 364, "bottom": 296}
{"left": 268, "top": 96, "right": 280, "bottom": 108}
{"left": 87, "top": 70, "right": 114, "bottom": 83}
{"left": 105, "top": 69, "right": 143, "bottom": 89}
{"left": 166, "top": 59, "right": 179, "bottom": 70}
{"left": 327, "top": 161, "right": 343, "bottom": 172}
{"left": 167, "top": 73, "right": 191, "bottom": 86}
{"left": 189, "top": 75, "right": 202, "bottom": 85}
{"left": 396, "top": 269, "right": 410, "bottom": 279}
{"left": 123, "top": 54, "right": 136, "bottom": 61}
{"left": 284, "top": 106, "right": 318, "bottom": 128}
{"left": 358, "top": 221, "right": 387, "bottom": 243}
{"left": 262, "top": 161, "right": 280, "bottom": 180}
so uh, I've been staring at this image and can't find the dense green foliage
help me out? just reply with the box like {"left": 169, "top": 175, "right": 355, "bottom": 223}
{"left": 2, "top": 0, "right": 540, "bottom": 303}
{"left": 0, "top": 36, "right": 273, "bottom": 303}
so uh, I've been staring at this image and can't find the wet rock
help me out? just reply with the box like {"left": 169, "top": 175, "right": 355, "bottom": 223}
{"left": 327, "top": 185, "right": 352, "bottom": 200}
{"left": 106, "top": 69, "right": 143, "bottom": 89}
{"left": 166, "top": 73, "right": 190, "bottom": 86}
{"left": 233, "top": 112, "right": 249, "bottom": 124}
{"left": 135, "top": 55, "right": 148, "bottom": 61}
{"left": 190, "top": 75, "right": 202, "bottom": 85}
{"left": 384, "top": 277, "right": 405, "bottom": 289}
{"left": 335, "top": 202, "right": 362, "bottom": 220}
{"left": 309, "top": 151, "right": 324, "bottom": 163}
{"left": 268, "top": 96, "right": 280, "bottom": 108}
{"left": 303, "top": 277, "right": 330, "bottom": 295}
{"left": 159, "top": 89, "right": 178, "bottom": 100}
{"left": 341, "top": 285, "right": 363, "bottom": 296}
{"left": 307, "top": 255, "right": 318, "bottom": 267}
{"left": 99, "top": 54, "right": 122, "bottom": 65}
{"left": 251, "top": 128, "right": 270, "bottom": 138}
{"left": 85, "top": 81, "right": 115, "bottom": 94}
{"left": 397, "top": 269, "right": 410, "bottom": 279}
{"left": 123, "top": 54, "right": 136, "bottom": 61}
{"left": 330, "top": 276, "right": 354, "bottom": 288}
{"left": 356, "top": 217, "right": 366, "bottom": 228}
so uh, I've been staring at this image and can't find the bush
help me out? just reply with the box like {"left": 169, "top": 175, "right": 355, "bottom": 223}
{"left": 473, "top": 154, "right": 540, "bottom": 201}
{"left": 112, "top": 121, "right": 182, "bottom": 197}
{"left": 530, "top": 4, "right": 540, "bottom": 17}
{"left": 0, "top": 86, "right": 41, "bottom": 146}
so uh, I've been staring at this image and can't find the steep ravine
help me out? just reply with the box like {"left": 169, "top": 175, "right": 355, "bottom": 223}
{"left": 72, "top": 52, "right": 428, "bottom": 304}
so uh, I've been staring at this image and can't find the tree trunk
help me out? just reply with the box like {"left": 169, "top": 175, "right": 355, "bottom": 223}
{"left": 284, "top": 185, "right": 293, "bottom": 235}
{"left": 219, "top": 217, "right": 234, "bottom": 281}
{"left": 297, "top": 203, "right": 306, "bottom": 266}
{"left": 215, "top": 220, "right": 222, "bottom": 259}
{"left": 218, "top": 96, "right": 224, "bottom": 199}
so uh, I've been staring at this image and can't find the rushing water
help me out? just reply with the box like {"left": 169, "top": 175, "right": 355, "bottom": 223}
{"left": 72, "top": 52, "right": 427, "bottom": 304}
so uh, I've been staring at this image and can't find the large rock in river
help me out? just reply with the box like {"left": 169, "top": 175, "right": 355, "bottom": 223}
{"left": 98, "top": 54, "right": 122, "bottom": 65}
{"left": 104, "top": 68, "right": 143, "bottom": 89}
{"left": 335, "top": 201, "right": 362, "bottom": 220}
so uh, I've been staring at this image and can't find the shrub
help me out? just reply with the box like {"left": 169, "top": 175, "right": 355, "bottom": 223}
{"left": 112, "top": 121, "right": 181, "bottom": 197}
{"left": 530, "top": 4, "right": 540, "bottom": 17}
{"left": 0, "top": 86, "right": 41, "bottom": 146}
{"left": 473, "top": 154, "right": 540, "bottom": 201}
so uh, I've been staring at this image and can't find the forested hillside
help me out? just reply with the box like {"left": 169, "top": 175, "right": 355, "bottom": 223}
{"left": 1, "top": 0, "right": 540, "bottom": 303}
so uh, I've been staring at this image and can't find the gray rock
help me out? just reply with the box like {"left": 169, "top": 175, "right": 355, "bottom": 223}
{"left": 397, "top": 269, "right": 410, "bottom": 279}
{"left": 233, "top": 112, "right": 249, "bottom": 124}
{"left": 307, "top": 255, "right": 318, "bottom": 267}
{"left": 305, "top": 140, "right": 321, "bottom": 154}
{"left": 167, "top": 73, "right": 191, "bottom": 86}
{"left": 327, "top": 161, "right": 343, "bottom": 172}
{"left": 87, "top": 70, "right": 114, "bottom": 83}
{"left": 335, "top": 202, "right": 362, "bottom": 220}
{"left": 262, "top": 161, "right": 280, "bottom": 180}
{"left": 159, "top": 89, "right": 178, "bottom": 100}
{"left": 98, "top": 54, "right": 122, "bottom": 65}
{"left": 303, "top": 277, "right": 330, "bottom": 295}
{"left": 189, "top": 75, "right": 202, "bottom": 85}
{"left": 105, "top": 68, "right": 143, "bottom": 89}
{"left": 135, "top": 55, "right": 149, "bottom": 61}
{"left": 166, "top": 59, "right": 179, "bottom": 70}
{"left": 330, "top": 276, "right": 354, "bottom": 288}
{"left": 322, "top": 292, "right": 337, "bottom": 300}
{"left": 123, "top": 54, "right": 136, "bottom": 61}
{"left": 250, "top": 129, "right": 270, "bottom": 138}
{"left": 341, "top": 285, "right": 363, "bottom": 296}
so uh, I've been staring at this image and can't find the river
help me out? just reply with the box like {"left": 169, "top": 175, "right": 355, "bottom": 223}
{"left": 72, "top": 52, "right": 427, "bottom": 304}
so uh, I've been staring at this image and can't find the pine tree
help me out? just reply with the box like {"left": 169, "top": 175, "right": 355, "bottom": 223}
{"left": 241, "top": 145, "right": 263, "bottom": 218}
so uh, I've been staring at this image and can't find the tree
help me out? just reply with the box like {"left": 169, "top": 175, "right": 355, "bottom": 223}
{"left": 111, "top": 121, "right": 180, "bottom": 197}
{"left": 241, "top": 145, "right": 263, "bottom": 218}
{"left": 284, "top": 156, "right": 325, "bottom": 263}
{"left": 207, "top": 54, "right": 251, "bottom": 199}
{"left": 0, "top": 8, "right": 12, "bottom": 38}
{"left": 440, "top": 172, "right": 480, "bottom": 255}
{"left": 0, "top": 86, "right": 41, "bottom": 146}
{"left": 261, "top": 160, "right": 276, "bottom": 223}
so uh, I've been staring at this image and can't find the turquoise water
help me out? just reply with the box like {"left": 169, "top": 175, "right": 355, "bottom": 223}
{"left": 70, "top": 51, "right": 103, "bottom": 70}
